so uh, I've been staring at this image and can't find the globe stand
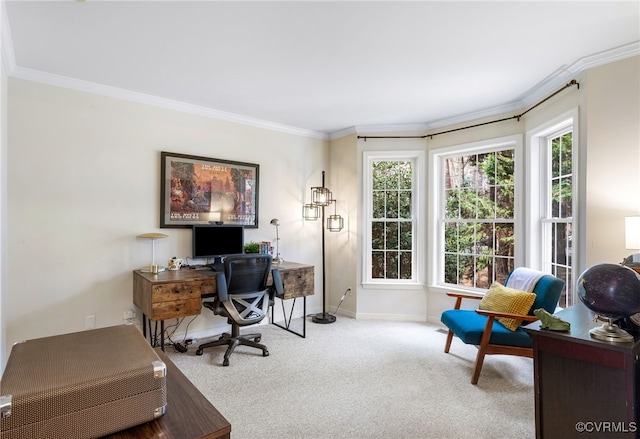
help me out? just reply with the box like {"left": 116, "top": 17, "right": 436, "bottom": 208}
{"left": 590, "top": 316, "right": 634, "bottom": 343}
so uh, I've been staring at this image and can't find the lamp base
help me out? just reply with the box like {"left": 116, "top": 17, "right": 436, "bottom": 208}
{"left": 312, "top": 312, "right": 336, "bottom": 324}
{"left": 140, "top": 266, "right": 166, "bottom": 273}
{"left": 273, "top": 256, "right": 283, "bottom": 264}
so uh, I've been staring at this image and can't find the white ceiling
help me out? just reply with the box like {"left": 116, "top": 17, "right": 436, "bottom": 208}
{"left": 2, "top": 1, "right": 639, "bottom": 139}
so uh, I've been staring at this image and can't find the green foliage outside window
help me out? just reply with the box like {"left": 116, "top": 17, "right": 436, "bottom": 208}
{"left": 551, "top": 133, "right": 573, "bottom": 218}
{"left": 371, "top": 161, "right": 413, "bottom": 280}
{"left": 443, "top": 149, "right": 515, "bottom": 288}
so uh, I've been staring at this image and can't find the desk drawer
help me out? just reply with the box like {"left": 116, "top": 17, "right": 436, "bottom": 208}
{"left": 280, "top": 268, "right": 314, "bottom": 299}
{"left": 151, "top": 281, "right": 209, "bottom": 302}
{"left": 151, "top": 298, "right": 202, "bottom": 321}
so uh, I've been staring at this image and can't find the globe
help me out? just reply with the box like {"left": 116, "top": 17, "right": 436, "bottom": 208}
{"left": 577, "top": 263, "right": 640, "bottom": 319}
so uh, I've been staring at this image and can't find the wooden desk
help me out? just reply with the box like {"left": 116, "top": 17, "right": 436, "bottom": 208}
{"left": 133, "top": 261, "right": 314, "bottom": 347}
{"left": 269, "top": 261, "right": 315, "bottom": 338}
{"left": 524, "top": 306, "right": 640, "bottom": 438}
{"left": 104, "top": 348, "right": 231, "bottom": 439}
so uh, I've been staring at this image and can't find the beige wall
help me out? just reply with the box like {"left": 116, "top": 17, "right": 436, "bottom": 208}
{"left": 5, "top": 78, "right": 328, "bottom": 354}
{"left": 327, "top": 134, "right": 358, "bottom": 316}
{"left": 584, "top": 56, "right": 640, "bottom": 266}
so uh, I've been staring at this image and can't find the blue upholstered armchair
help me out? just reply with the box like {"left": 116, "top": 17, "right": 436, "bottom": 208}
{"left": 440, "top": 269, "right": 565, "bottom": 384}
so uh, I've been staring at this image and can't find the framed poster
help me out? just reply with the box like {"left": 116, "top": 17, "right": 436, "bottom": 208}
{"left": 160, "top": 151, "right": 259, "bottom": 228}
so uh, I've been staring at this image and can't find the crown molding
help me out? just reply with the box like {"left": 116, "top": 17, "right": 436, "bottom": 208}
{"left": 520, "top": 40, "right": 640, "bottom": 107}
{"left": 6, "top": 65, "right": 330, "bottom": 141}
{"left": 340, "top": 101, "right": 524, "bottom": 140}
{"left": 329, "top": 41, "right": 640, "bottom": 140}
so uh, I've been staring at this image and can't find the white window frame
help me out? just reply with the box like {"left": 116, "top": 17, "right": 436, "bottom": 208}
{"left": 527, "top": 109, "right": 579, "bottom": 306}
{"left": 362, "top": 150, "right": 425, "bottom": 288}
{"left": 428, "top": 134, "right": 524, "bottom": 292}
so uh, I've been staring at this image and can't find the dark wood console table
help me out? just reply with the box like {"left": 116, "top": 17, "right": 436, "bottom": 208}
{"left": 104, "top": 348, "right": 231, "bottom": 439}
{"left": 524, "top": 305, "right": 640, "bottom": 438}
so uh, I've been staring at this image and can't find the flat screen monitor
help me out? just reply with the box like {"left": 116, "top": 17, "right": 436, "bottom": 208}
{"left": 192, "top": 224, "right": 244, "bottom": 259}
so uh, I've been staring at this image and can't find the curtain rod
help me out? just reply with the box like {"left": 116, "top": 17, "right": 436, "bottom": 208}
{"left": 357, "top": 79, "right": 579, "bottom": 141}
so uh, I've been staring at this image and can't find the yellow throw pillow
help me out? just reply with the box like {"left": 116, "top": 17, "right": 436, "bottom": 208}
{"left": 478, "top": 282, "right": 537, "bottom": 331}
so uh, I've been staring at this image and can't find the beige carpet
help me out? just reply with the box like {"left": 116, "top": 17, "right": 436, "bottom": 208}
{"left": 166, "top": 317, "right": 535, "bottom": 439}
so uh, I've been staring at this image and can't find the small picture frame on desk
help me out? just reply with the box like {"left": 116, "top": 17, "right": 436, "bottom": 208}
{"left": 160, "top": 151, "right": 259, "bottom": 228}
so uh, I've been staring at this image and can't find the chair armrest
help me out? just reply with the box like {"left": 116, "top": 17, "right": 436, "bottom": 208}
{"left": 475, "top": 309, "right": 538, "bottom": 322}
{"left": 446, "top": 292, "right": 484, "bottom": 300}
{"left": 446, "top": 291, "right": 483, "bottom": 309}
{"left": 271, "top": 268, "right": 284, "bottom": 296}
{"left": 216, "top": 272, "right": 228, "bottom": 302}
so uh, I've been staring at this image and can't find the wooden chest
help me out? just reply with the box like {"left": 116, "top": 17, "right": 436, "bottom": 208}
{"left": 0, "top": 325, "right": 167, "bottom": 439}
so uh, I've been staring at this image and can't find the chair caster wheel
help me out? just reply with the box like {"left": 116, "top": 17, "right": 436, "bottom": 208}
{"left": 255, "top": 337, "right": 261, "bottom": 342}
{"left": 196, "top": 349, "right": 203, "bottom": 356}
{"left": 223, "top": 359, "right": 229, "bottom": 366}
{"left": 263, "top": 350, "right": 269, "bottom": 357}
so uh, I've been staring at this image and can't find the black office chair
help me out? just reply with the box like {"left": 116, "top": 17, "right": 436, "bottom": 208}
{"left": 196, "top": 254, "right": 283, "bottom": 366}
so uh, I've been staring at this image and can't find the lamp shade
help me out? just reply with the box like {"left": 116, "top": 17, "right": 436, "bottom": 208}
{"left": 626, "top": 216, "right": 640, "bottom": 250}
{"left": 312, "top": 187, "right": 332, "bottom": 206}
{"left": 303, "top": 203, "right": 320, "bottom": 220}
{"left": 136, "top": 233, "right": 169, "bottom": 239}
{"left": 327, "top": 214, "right": 344, "bottom": 232}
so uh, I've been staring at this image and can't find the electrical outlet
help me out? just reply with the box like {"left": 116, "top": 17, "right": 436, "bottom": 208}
{"left": 123, "top": 310, "right": 136, "bottom": 320}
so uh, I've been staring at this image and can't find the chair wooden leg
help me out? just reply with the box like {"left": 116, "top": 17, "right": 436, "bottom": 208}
{"left": 471, "top": 316, "right": 495, "bottom": 385}
{"left": 444, "top": 330, "right": 454, "bottom": 353}
{"left": 471, "top": 346, "right": 487, "bottom": 385}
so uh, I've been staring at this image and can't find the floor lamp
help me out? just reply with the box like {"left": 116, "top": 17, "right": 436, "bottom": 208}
{"left": 303, "top": 171, "right": 344, "bottom": 324}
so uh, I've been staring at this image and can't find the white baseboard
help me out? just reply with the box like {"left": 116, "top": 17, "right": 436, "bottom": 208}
{"left": 354, "top": 312, "right": 427, "bottom": 322}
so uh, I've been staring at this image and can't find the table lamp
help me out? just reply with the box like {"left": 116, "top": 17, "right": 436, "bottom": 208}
{"left": 137, "top": 232, "right": 169, "bottom": 272}
{"left": 270, "top": 218, "right": 283, "bottom": 264}
{"left": 623, "top": 216, "right": 640, "bottom": 271}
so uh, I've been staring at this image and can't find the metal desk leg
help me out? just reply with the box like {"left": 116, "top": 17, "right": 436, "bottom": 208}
{"left": 160, "top": 320, "right": 165, "bottom": 351}
{"left": 142, "top": 316, "right": 166, "bottom": 351}
{"left": 271, "top": 296, "right": 306, "bottom": 338}
{"left": 142, "top": 314, "right": 147, "bottom": 339}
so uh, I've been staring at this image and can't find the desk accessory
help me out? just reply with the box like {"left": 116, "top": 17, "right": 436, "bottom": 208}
{"left": 270, "top": 218, "right": 283, "bottom": 264}
{"left": 534, "top": 308, "right": 570, "bottom": 331}
{"left": 303, "top": 171, "right": 345, "bottom": 324}
{"left": 576, "top": 263, "right": 640, "bottom": 342}
{"left": 137, "top": 232, "right": 169, "bottom": 272}
{"left": 168, "top": 257, "right": 184, "bottom": 270}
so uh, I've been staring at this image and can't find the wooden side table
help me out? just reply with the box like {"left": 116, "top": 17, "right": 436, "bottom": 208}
{"left": 524, "top": 305, "right": 640, "bottom": 438}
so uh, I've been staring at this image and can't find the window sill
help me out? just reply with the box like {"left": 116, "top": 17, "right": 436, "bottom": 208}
{"left": 361, "top": 282, "right": 424, "bottom": 291}
{"left": 428, "top": 284, "right": 487, "bottom": 296}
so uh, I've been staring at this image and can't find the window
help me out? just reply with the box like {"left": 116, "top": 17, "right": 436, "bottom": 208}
{"left": 531, "top": 115, "right": 577, "bottom": 307}
{"left": 430, "top": 136, "right": 522, "bottom": 290}
{"left": 363, "top": 150, "right": 425, "bottom": 286}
